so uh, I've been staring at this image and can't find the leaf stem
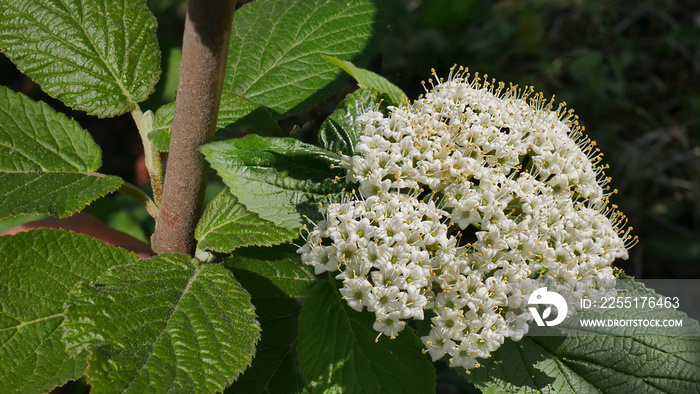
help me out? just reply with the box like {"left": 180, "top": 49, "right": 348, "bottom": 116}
{"left": 131, "top": 107, "right": 164, "bottom": 206}
{"left": 117, "top": 181, "right": 159, "bottom": 219}
{"left": 150, "top": 0, "right": 237, "bottom": 256}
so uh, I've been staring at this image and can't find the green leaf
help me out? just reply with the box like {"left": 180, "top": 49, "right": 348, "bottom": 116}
{"left": 150, "top": 101, "right": 176, "bottom": 152}
{"left": 63, "top": 254, "right": 261, "bottom": 393}
{"left": 323, "top": 56, "right": 408, "bottom": 106}
{"left": 0, "top": 229, "right": 138, "bottom": 393}
{"left": 0, "top": 0, "right": 160, "bottom": 117}
{"left": 469, "top": 280, "right": 700, "bottom": 393}
{"left": 217, "top": 93, "right": 284, "bottom": 139}
{"left": 224, "top": 245, "right": 316, "bottom": 393}
{"left": 196, "top": 188, "right": 298, "bottom": 253}
{"left": 224, "top": 0, "right": 386, "bottom": 119}
{"left": 149, "top": 94, "right": 282, "bottom": 152}
{"left": 201, "top": 135, "right": 345, "bottom": 231}
{"left": 0, "top": 87, "right": 122, "bottom": 219}
{"left": 298, "top": 279, "right": 436, "bottom": 393}
{"left": 224, "top": 245, "right": 316, "bottom": 299}
{"left": 0, "top": 173, "right": 123, "bottom": 220}
{"left": 318, "top": 88, "right": 391, "bottom": 155}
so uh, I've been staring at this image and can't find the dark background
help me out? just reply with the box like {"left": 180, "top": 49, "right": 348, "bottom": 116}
{"left": 376, "top": 0, "right": 700, "bottom": 281}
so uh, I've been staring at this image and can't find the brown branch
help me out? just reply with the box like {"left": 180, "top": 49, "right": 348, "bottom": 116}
{"left": 151, "top": 0, "right": 237, "bottom": 256}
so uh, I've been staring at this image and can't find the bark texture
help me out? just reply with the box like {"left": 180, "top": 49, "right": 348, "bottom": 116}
{"left": 151, "top": 0, "right": 236, "bottom": 255}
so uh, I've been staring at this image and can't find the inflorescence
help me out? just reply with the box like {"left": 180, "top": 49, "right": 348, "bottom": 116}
{"left": 298, "top": 66, "right": 637, "bottom": 372}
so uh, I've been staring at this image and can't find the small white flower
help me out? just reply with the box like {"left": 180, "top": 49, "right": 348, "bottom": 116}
{"left": 464, "top": 331, "right": 500, "bottom": 359}
{"left": 422, "top": 327, "right": 456, "bottom": 361}
{"left": 340, "top": 278, "right": 374, "bottom": 312}
{"left": 504, "top": 311, "right": 530, "bottom": 341}
{"left": 432, "top": 307, "right": 468, "bottom": 340}
{"left": 447, "top": 347, "right": 479, "bottom": 370}
{"left": 373, "top": 310, "right": 406, "bottom": 339}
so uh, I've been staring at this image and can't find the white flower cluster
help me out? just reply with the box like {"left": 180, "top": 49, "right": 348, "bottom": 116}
{"left": 298, "top": 66, "right": 636, "bottom": 372}
{"left": 299, "top": 194, "right": 454, "bottom": 336}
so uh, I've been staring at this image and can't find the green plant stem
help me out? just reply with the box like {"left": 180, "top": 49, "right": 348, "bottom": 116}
{"left": 150, "top": 0, "right": 237, "bottom": 256}
{"left": 131, "top": 107, "right": 164, "bottom": 206}
{"left": 117, "top": 181, "right": 159, "bottom": 219}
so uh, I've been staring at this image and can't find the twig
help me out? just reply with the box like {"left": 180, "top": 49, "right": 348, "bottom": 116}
{"left": 117, "top": 181, "right": 159, "bottom": 219}
{"left": 131, "top": 107, "right": 164, "bottom": 206}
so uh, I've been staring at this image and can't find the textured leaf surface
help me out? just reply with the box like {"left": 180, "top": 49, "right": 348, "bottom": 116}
{"left": 201, "top": 135, "right": 345, "bottom": 231}
{"left": 0, "top": 0, "right": 160, "bottom": 117}
{"left": 323, "top": 56, "right": 407, "bottom": 106}
{"left": 318, "top": 88, "right": 390, "bottom": 155}
{"left": 149, "top": 94, "right": 282, "bottom": 152}
{"left": 224, "top": 0, "right": 385, "bottom": 118}
{"left": 0, "top": 173, "right": 122, "bottom": 219}
{"left": 0, "top": 87, "right": 122, "bottom": 219}
{"left": 298, "top": 279, "right": 436, "bottom": 393}
{"left": 196, "top": 188, "right": 298, "bottom": 253}
{"left": 150, "top": 101, "right": 176, "bottom": 151}
{"left": 469, "top": 280, "right": 700, "bottom": 393}
{"left": 0, "top": 229, "right": 138, "bottom": 393}
{"left": 224, "top": 245, "right": 315, "bottom": 393}
{"left": 63, "top": 254, "right": 261, "bottom": 393}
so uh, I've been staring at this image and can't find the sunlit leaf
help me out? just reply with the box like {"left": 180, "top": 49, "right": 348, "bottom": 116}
{"left": 0, "top": 229, "right": 137, "bottom": 393}
{"left": 323, "top": 56, "right": 407, "bottom": 106}
{"left": 196, "top": 188, "right": 298, "bottom": 253}
{"left": 201, "top": 135, "right": 345, "bottom": 231}
{"left": 0, "top": 87, "right": 121, "bottom": 219}
{"left": 224, "top": 0, "right": 386, "bottom": 118}
{"left": 0, "top": 0, "right": 161, "bottom": 117}
{"left": 63, "top": 254, "right": 261, "bottom": 393}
